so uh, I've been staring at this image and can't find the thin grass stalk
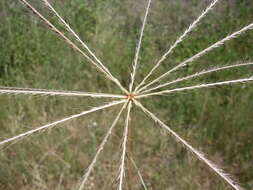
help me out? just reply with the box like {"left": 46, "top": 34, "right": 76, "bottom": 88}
{"left": 118, "top": 101, "right": 132, "bottom": 190}
{"left": 129, "top": 0, "right": 152, "bottom": 92}
{"left": 0, "top": 100, "right": 126, "bottom": 147}
{"left": 0, "top": 87, "right": 125, "bottom": 98}
{"left": 19, "top": 0, "right": 128, "bottom": 94}
{"left": 137, "top": 77, "right": 253, "bottom": 98}
{"left": 135, "top": 0, "right": 220, "bottom": 92}
{"left": 41, "top": 0, "right": 126, "bottom": 93}
{"left": 134, "top": 100, "right": 242, "bottom": 190}
{"left": 127, "top": 117, "right": 133, "bottom": 190}
{"left": 78, "top": 102, "right": 127, "bottom": 190}
{"left": 137, "top": 22, "right": 253, "bottom": 93}
{"left": 141, "top": 62, "right": 253, "bottom": 94}
{"left": 130, "top": 157, "right": 148, "bottom": 190}
{"left": 18, "top": 0, "right": 104, "bottom": 76}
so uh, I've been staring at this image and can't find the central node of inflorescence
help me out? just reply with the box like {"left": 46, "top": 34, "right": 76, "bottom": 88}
{"left": 126, "top": 93, "right": 135, "bottom": 101}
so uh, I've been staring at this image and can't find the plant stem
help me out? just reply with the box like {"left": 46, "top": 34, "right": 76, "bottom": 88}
{"left": 127, "top": 121, "right": 133, "bottom": 190}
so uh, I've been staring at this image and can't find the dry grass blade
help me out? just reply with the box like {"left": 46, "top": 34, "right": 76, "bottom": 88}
{"left": 19, "top": 0, "right": 128, "bottom": 94}
{"left": 0, "top": 86, "right": 125, "bottom": 98}
{"left": 78, "top": 102, "right": 128, "bottom": 190}
{"left": 130, "top": 157, "right": 148, "bottom": 190}
{"left": 0, "top": 100, "right": 126, "bottom": 147}
{"left": 134, "top": 100, "right": 242, "bottom": 190}
{"left": 138, "top": 22, "right": 253, "bottom": 93}
{"left": 137, "top": 77, "right": 253, "bottom": 98}
{"left": 129, "top": 0, "right": 152, "bottom": 92}
{"left": 141, "top": 62, "right": 253, "bottom": 94}
{"left": 41, "top": 0, "right": 127, "bottom": 93}
{"left": 118, "top": 101, "right": 132, "bottom": 190}
{"left": 135, "top": 0, "right": 220, "bottom": 92}
{"left": 41, "top": 0, "right": 110, "bottom": 75}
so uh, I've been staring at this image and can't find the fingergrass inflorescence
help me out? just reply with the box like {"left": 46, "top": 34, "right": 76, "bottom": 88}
{"left": 0, "top": 0, "right": 252, "bottom": 189}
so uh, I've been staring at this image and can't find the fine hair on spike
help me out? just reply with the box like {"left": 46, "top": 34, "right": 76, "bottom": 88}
{"left": 134, "top": 100, "right": 242, "bottom": 190}
{"left": 137, "top": 77, "right": 253, "bottom": 98}
{"left": 118, "top": 101, "right": 132, "bottom": 190}
{"left": 41, "top": 0, "right": 127, "bottom": 93}
{"left": 137, "top": 22, "right": 253, "bottom": 93}
{"left": 0, "top": 86, "right": 125, "bottom": 98}
{"left": 19, "top": 0, "right": 128, "bottom": 94}
{"left": 129, "top": 0, "right": 152, "bottom": 92}
{"left": 0, "top": 100, "right": 126, "bottom": 147}
{"left": 135, "top": 0, "right": 220, "bottom": 92}
{"left": 78, "top": 102, "right": 128, "bottom": 190}
{"left": 141, "top": 62, "right": 253, "bottom": 94}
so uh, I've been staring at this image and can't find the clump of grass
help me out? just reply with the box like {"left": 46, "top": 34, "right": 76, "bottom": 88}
{"left": 0, "top": 0, "right": 253, "bottom": 189}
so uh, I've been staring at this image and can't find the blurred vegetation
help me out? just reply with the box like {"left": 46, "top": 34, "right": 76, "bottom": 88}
{"left": 0, "top": 0, "right": 253, "bottom": 189}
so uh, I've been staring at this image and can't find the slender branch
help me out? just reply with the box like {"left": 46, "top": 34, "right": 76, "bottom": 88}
{"left": 129, "top": 0, "right": 152, "bottom": 92}
{"left": 137, "top": 76, "right": 253, "bottom": 98}
{"left": 135, "top": 0, "right": 220, "bottom": 92}
{"left": 141, "top": 62, "right": 253, "bottom": 94}
{"left": 41, "top": 0, "right": 127, "bottom": 94}
{"left": 130, "top": 157, "right": 148, "bottom": 190}
{"left": 78, "top": 102, "right": 127, "bottom": 190}
{"left": 18, "top": 0, "right": 128, "bottom": 94}
{"left": 137, "top": 22, "right": 253, "bottom": 93}
{"left": 118, "top": 101, "right": 132, "bottom": 190}
{"left": 41, "top": 0, "right": 111, "bottom": 75}
{"left": 0, "top": 87, "right": 125, "bottom": 99}
{"left": 0, "top": 100, "right": 126, "bottom": 147}
{"left": 127, "top": 115, "right": 133, "bottom": 190}
{"left": 18, "top": 0, "right": 104, "bottom": 77}
{"left": 134, "top": 100, "right": 242, "bottom": 190}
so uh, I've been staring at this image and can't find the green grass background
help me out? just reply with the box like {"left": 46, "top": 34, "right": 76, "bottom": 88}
{"left": 0, "top": 0, "right": 253, "bottom": 189}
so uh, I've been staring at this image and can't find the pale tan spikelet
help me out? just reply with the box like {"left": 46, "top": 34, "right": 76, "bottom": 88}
{"left": 0, "top": 100, "right": 126, "bottom": 147}
{"left": 141, "top": 62, "right": 253, "bottom": 94}
{"left": 19, "top": 0, "right": 128, "bottom": 94}
{"left": 137, "top": 22, "right": 253, "bottom": 93}
{"left": 0, "top": 86, "right": 125, "bottom": 98}
{"left": 135, "top": 0, "right": 220, "bottom": 92}
{"left": 137, "top": 77, "right": 253, "bottom": 98}
{"left": 41, "top": 0, "right": 128, "bottom": 94}
{"left": 129, "top": 0, "right": 152, "bottom": 92}
{"left": 118, "top": 102, "right": 132, "bottom": 190}
{"left": 78, "top": 102, "right": 127, "bottom": 190}
{"left": 135, "top": 100, "right": 242, "bottom": 190}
